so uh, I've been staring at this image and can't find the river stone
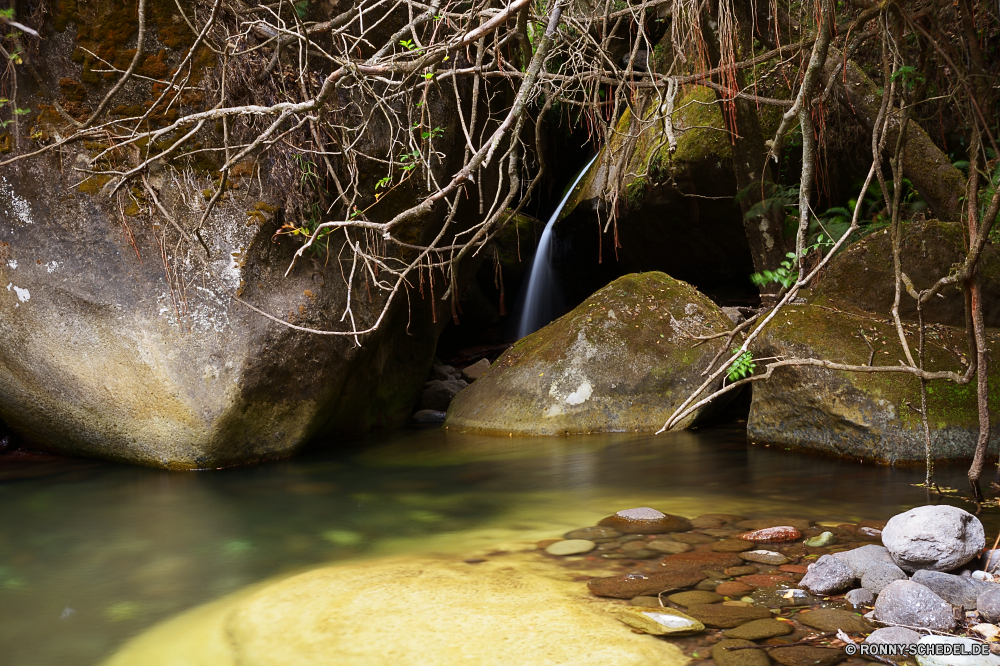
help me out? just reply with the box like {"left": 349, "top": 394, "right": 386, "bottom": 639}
{"left": 747, "top": 305, "right": 1000, "bottom": 463}
{"left": 914, "top": 635, "right": 1000, "bottom": 666}
{"left": 800, "top": 554, "right": 856, "bottom": 594}
{"left": 597, "top": 508, "right": 692, "bottom": 534}
{"left": 713, "top": 539, "right": 755, "bottom": 552}
{"left": 860, "top": 562, "right": 908, "bottom": 595}
{"left": 769, "top": 646, "right": 845, "bottom": 666}
{"left": 683, "top": 603, "right": 772, "bottom": 628}
{"left": 797, "top": 608, "right": 871, "bottom": 634}
{"left": 740, "top": 550, "right": 789, "bottom": 565}
{"left": 980, "top": 549, "right": 1000, "bottom": 571}
{"left": 725, "top": 566, "right": 759, "bottom": 576}
{"left": 845, "top": 588, "right": 874, "bottom": 607}
{"left": 545, "top": 539, "right": 596, "bottom": 556}
{"left": 445, "top": 272, "right": 741, "bottom": 434}
{"left": 460, "top": 358, "right": 491, "bottom": 382}
{"left": 587, "top": 570, "right": 707, "bottom": 598}
{"left": 659, "top": 551, "right": 746, "bottom": 572}
{"left": 692, "top": 514, "right": 746, "bottom": 528}
{"left": 882, "top": 505, "right": 985, "bottom": 572}
{"left": 647, "top": 539, "right": 692, "bottom": 554}
{"left": 978, "top": 586, "right": 1000, "bottom": 623}
{"left": 736, "top": 518, "right": 814, "bottom": 532}
{"left": 716, "top": 582, "right": 755, "bottom": 597}
{"left": 873, "top": 580, "right": 956, "bottom": 632}
{"left": 412, "top": 409, "right": 447, "bottom": 422}
{"left": 866, "top": 626, "right": 922, "bottom": 645}
{"left": 102, "top": 557, "right": 691, "bottom": 666}
{"left": 712, "top": 639, "right": 770, "bottom": 666}
{"left": 667, "top": 590, "right": 723, "bottom": 606}
{"left": 723, "top": 618, "right": 794, "bottom": 640}
{"left": 613, "top": 606, "right": 705, "bottom": 636}
{"left": 833, "top": 544, "right": 896, "bottom": 578}
{"left": 911, "top": 569, "right": 991, "bottom": 610}
{"left": 803, "top": 532, "right": 836, "bottom": 547}
{"left": 669, "top": 532, "right": 717, "bottom": 544}
{"left": 628, "top": 596, "right": 663, "bottom": 608}
{"left": 564, "top": 526, "right": 622, "bottom": 540}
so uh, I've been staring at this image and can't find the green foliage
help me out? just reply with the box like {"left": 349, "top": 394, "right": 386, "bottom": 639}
{"left": 728, "top": 350, "right": 756, "bottom": 382}
{"left": 889, "top": 65, "right": 925, "bottom": 90}
{"left": 0, "top": 97, "right": 30, "bottom": 129}
{"left": 625, "top": 178, "right": 646, "bottom": 210}
{"left": 750, "top": 235, "right": 833, "bottom": 289}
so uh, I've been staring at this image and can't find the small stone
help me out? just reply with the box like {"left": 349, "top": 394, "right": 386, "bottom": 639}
{"left": 702, "top": 528, "right": 741, "bottom": 537}
{"left": 667, "top": 590, "right": 723, "bottom": 606}
{"left": 911, "top": 569, "right": 990, "bottom": 610}
{"left": 536, "top": 539, "right": 561, "bottom": 549}
{"left": 913, "top": 635, "right": 1000, "bottom": 666}
{"left": 974, "top": 570, "right": 999, "bottom": 583}
{"left": 735, "top": 518, "right": 813, "bottom": 532}
{"left": 722, "top": 600, "right": 749, "bottom": 607}
{"left": 723, "top": 618, "right": 794, "bottom": 640}
{"left": 860, "top": 562, "right": 907, "bottom": 595}
{"left": 587, "top": 570, "right": 707, "bottom": 598}
{"left": 873, "top": 580, "right": 956, "bottom": 632}
{"left": 563, "top": 526, "right": 621, "bottom": 540}
{"left": 882, "top": 505, "right": 985, "bottom": 573}
{"left": 692, "top": 513, "right": 746, "bottom": 528}
{"left": 769, "top": 645, "right": 846, "bottom": 666}
{"left": 845, "top": 588, "right": 874, "bottom": 607}
{"left": 598, "top": 508, "right": 692, "bottom": 534}
{"left": 750, "top": 587, "right": 822, "bottom": 608}
{"left": 623, "top": 549, "right": 660, "bottom": 559}
{"left": 778, "top": 565, "right": 809, "bottom": 574}
{"left": 800, "top": 554, "right": 855, "bottom": 594}
{"left": 716, "top": 581, "right": 755, "bottom": 597}
{"left": 545, "top": 539, "right": 596, "bottom": 556}
{"left": 621, "top": 540, "right": 653, "bottom": 551}
{"left": 613, "top": 606, "right": 705, "bottom": 636}
{"left": 797, "top": 608, "right": 872, "bottom": 634}
{"left": 865, "top": 626, "right": 922, "bottom": 645}
{"left": 725, "top": 566, "right": 759, "bottom": 576}
{"left": 713, "top": 539, "right": 755, "bottom": 553}
{"left": 737, "top": 574, "right": 798, "bottom": 588}
{"left": 978, "top": 586, "right": 1000, "bottom": 623}
{"left": 628, "top": 596, "right": 663, "bottom": 608}
{"left": 646, "top": 539, "right": 691, "bottom": 554}
{"left": 979, "top": 549, "right": 1000, "bottom": 571}
{"left": 803, "top": 531, "right": 836, "bottom": 547}
{"left": 412, "top": 409, "right": 447, "bottom": 422}
{"left": 737, "top": 526, "right": 802, "bottom": 542}
{"left": 833, "top": 544, "right": 896, "bottom": 578}
{"left": 683, "top": 603, "right": 772, "bottom": 628}
{"left": 460, "top": 358, "right": 490, "bottom": 382}
{"left": 430, "top": 364, "right": 457, "bottom": 380}
{"left": 858, "top": 526, "right": 882, "bottom": 538}
{"left": 659, "top": 551, "right": 746, "bottom": 572}
{"left": 670, "top": 533, "right": 717, "bottom": 545}
{"left": 695, "top": 579, "right": 727, "bottom": 591}
{"left": 740, "top": 550, "right": 790, "bottom": 565}
{"left": 713, "top": 638, "right": 770, "bottom": 666}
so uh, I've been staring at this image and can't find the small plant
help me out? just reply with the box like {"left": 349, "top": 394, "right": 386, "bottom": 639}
{"left": 728, "top": 350, "right": 756, "bottom": 382}
{"left": 0, "top": 98, "right": 30, "bottom": 129}
{"left": 399, "top": 149, "right": 421, "bottom": 172}
{"left": 750, "top": 235, "right": 832, "bottom": 289}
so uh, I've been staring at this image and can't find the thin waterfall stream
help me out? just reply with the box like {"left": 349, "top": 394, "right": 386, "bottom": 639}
{"left": 516, "top": 154, "right": 599, "bottom": 339}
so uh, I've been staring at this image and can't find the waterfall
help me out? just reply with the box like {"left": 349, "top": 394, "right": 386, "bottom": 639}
{"left": 516, "top": 154, "right": 599, "bottom": 339}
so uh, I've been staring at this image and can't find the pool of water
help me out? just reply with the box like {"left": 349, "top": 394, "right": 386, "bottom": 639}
{"left": 1, "top": 423, "right": 995, "bottom": 666}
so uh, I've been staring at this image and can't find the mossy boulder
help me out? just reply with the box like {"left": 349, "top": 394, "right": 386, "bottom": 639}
{"left": 809, "top": 220, "right": 1000, "bottom": 327}
{"left": 747, "top": 305, "right": 1000, "bottom": 463}
{"left": 445, "top": 272, "right": 738, "bottom": 435}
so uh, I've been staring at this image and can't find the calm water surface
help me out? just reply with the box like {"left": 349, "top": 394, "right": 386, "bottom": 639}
{"left": 1, "top": 423, "right": 996, "bottom": 666}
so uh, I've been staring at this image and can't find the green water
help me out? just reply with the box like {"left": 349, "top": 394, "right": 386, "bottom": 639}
{"left": 0, "top": 423, "right": 995, "bottom": 666}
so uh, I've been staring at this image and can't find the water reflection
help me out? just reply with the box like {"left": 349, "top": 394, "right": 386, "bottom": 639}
{"left": 0, "top": 425, "right": 994, "bottom": 666}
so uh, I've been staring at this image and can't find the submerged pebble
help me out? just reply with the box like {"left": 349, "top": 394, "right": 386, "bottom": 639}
{"left": 545, "top": 539, "right": 596, "bottom": 556}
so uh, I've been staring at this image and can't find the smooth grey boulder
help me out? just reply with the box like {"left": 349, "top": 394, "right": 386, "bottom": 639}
{"left": 978, "top": 586, "right": 1000, "bottom": 623}
{"left": 799, "top": 554, "right": 856, "bottom": 594}
{"left": 911, "top": 570, "right": 991, "bottom": 610}
{"left": 882, "top": 505, "right": 985, "bottom": 572}
{"left": 860, "top": 562, "right": 908, "bottom": 595}
{"left": 845, "top": 588, "right": 875, "bottom": 607}
{"left": 865, "top": 626, "right": 922, "bottom": 645}
{"left": 833, "top": 544, "right": 896, "bottom": 578}
{"left": 873, "top": 580, "right": 956, "bottom": 632}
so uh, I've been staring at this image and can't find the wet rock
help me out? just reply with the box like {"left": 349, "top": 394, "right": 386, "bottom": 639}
{"left": 597, "top": 508, "right": 692, "bottom": 534}
{"left": 736, "top": 518, "right": 813, "bottom": 532}
{"left": 797, "top": 608, "right": 872, "bottom": 634}
{"left": 832, "top": 544, "right": 896, "bottom": 578}
{"left": 647, "top": 539, "right": 692, "bottom": 554}
{"left": 659, "top": 551, "right": 746, "bottom": 572}
{"left": 800, "top": 554, "right": 856, "bottom": 594}
{"left": 413, "top": 409, "right": 447, "bottom": 422}
{"left": 716, "top": 582, "right": 755, "bottom": 597}
{"left": 713, "top": 539, "right": 755, "bottom": 553}
{"left": 740, "top": 550, "right": 790, "bottom": 566}
{"left": 858, "top": 526, "right": 882, "bottom": 538}
{"left": 420, "top": 378, "right": 468, "bottom": 411}
{"left": 860, "top": 562, "right": 908, "bottom": 595}
{"left": 692, "top": 514, "right": 746, "bottom": 528}
{"left": 845, "top": 588, "right": 874, "bottom": 607}
{"left": 737, "top": 574, "right": 798, "bottom": 588}
{"left": 914, "top": 635, "right": 1000, "bottom": 666}
{"left": 629, "top": 596, "right": 663, "bottom": 608}
{"left": 683, "top": 603, "right": 772, "bottom": 628}
{"left": 669, "top": 532, "right": 717, "bottom": 544}
{"left": 911, "top": 569, "right": 990, "bottom": 610}
{"left": 723, "top": 618, "right": 794, "bottom": 640}
{"left": 769, "top": 646, "right": 845, "bottom": 666}
{"left": 613, "top": 606, "right": 705, "bottom": 636}
{"left": 713, "top": 639, "right": 771, "bottom": 666}
{"left": 866, "top": 626, "right": 922, "bottom": 645}
{"left": 445, "top": 272, "right": 742, "bottom": 434}
{"left": 695, "top": 578, "right": 728, "bottom": 591}
{"left": 623, "top": 549, "right": 659, "bottom": 559}
{"left": 979, "top": 550, "right": 1000, "bottom": 571}
{"left": 460, "top": 358, "right": 490, "bottom": 382}
{"left": 750, "top": 586, "right": 823, "bottom": 608}
{"left": 587, "top": 570, "right": 707, "bottom": 598}
{"left": 882, "top": 505, "right": 985, "bottom": 572}
{"left": 545, "top": 539, "right": 596, "bottom": 556}
{"left": 667, "top": 590, "right": 723, "bottom": 606}
{"left": 778, "top": 564, "right": 810, "bottom": 574}
{"left": 873, "top": 580, "right": 956, "bottom": 632}
{"left": 563, "top": 526, "right": 622, "bottom": 540}
{"left": 737, "top": 526, "right": 802, "bottom": 542}
{"left": 977, "top": 586, "right": 1000, "bottom": 623}
{"left": 803, "top": 532, "right": 836, "bottom": 547}
{"left": 431, "top": 365, "right": 459, "bottom": 381}
{"left": 725, "top": 566, "right": 759, "bottom": 576}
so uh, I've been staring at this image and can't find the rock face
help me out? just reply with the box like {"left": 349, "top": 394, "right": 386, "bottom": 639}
{"left": 446, "top": 272, "right": 739, "bottom": 435}
{"left": 872, "top": 580, "right": 956, "bottom": 633}
{"left": 748, "top": 305, "right": 1000, "bottom": 463}
{"left": 882, "top": 505, "right": 985, "bottom": 572}
{"left": 102, "top": 557, "right": 690, "bottom": 666}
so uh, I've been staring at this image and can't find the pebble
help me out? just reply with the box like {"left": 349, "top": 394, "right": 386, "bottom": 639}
{"left": 659, "top": 551, "right": 746, "bottom": 571}
{"left": 858, "top": 526, "right": 882, "bottom": 538}
{"left": 882, "top": 505, "right": 985, "bottom": 573}
{"left": 613, "top": 606, "right": 705, "bottom": 636}
{"left": 797, "top": 608, "right": 871, "bottom": 633}
{"left": 845, "top": 588, "right": 874, "bottom": 607}
{"left": 628, "top": 596, "right": 663, "bottom": 608}
{"left": 695, "top": 578, "right": 727, "bottom": 591}
{"left": 716, "top": 581, "right": 755, "bottom": 597}
{"left": 739, "top": 550, "right": 790, "bottom": 565}
{"left": 545, "top": 539, "right": 596, "bottom": 556}
{"left": 669, "top": 532, "right": 717, "bottom": 545}
{"left": 799, "top": 554, "right": 855, "bottom": 594}
{"left": 736, "top": 526, "right": 802, "bottom": 542}
{"left": 712, "top": 638, "right": 771, "bottom": 666}
{"left": 769, "top": 646, "right": 845, "bottom": 666}
{"left": 735, "top": 518, "right": 813, "bottom": 532}
{"left": 722, "top": 600, "right": 750, "bottom": 607}
{"left": 860, "top": 562, "right": 907, "bottom": 595}
{"left": 724, "top": 566, "right": 758, "bottom": 576}
{"left": 750, "top": 586, "right": 823, "bottom": 608}
{"left": 712, "top": 539, "right": 755, "bottom": 553}
{"left": 562, "top": 526, "right": 621, "bottom": 540}
{"left": 667, "top": 590, "right": 723, "bottom": 606}
{"left": 597, "top": 507, "right": 692, "bottom": 534}
{"left": 702, "top": 528, "right": 741, "bottom": 537}
{"left": 722, "top": 618, "right": 794, "bottom": 640}
{"left": 778, "top": 564, "right": 809, "bottom": 574}
{"left": 646, "top": 539, "right": 691, "bottom": 554}
{"left": 587, "top": 570, "right": 706, "bottom": 598}
{"left": 693, "top": 513, "right": 746, "bottom": 528}
{"left": 682, "top": 603, "right": 772, "bottom": 628}
{"left": 873, "top": 580, "right": 956, "bottom": 632}
{"left": 802, "top": 531, "right": 836, "bottom": 547}
{"left": 736, "top": 574, "right": 798, "bottom": 587}
{"left": 622, "top": 549, "right": 659, "bottom": 559}
{"left": 913, "top": 636, "right": 1000, "bottom": 666}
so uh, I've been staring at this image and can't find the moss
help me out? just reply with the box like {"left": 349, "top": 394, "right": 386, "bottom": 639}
{"left": 625, "top": 178, "right": 646, "bottom": 211}
{"left": 247, "top": 201, "right": 278, "bottom": 225}
{"left": 0, "top": 133, "right": 11, "bottom": 154}
{"left": 77, "top": 174, "right": 112, "bottom": 195}
{"left": 665, "top": 86, "right": 731, "bottom": 164}
{"left": 58, "top": 78, "right": 87, "bottom": 103}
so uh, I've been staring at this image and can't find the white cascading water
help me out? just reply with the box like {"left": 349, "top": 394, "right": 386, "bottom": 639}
{"left": 516, "top": 154, "right": 599, "bottom": 339}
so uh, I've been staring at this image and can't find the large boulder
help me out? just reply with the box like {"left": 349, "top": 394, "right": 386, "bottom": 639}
{"left": 102, "top": 557, "right": 690, "bottom": 666}
{"left": 872, "top": 580, "right": 956, "bottom": 633}
{"left": 882, "top": 505, "right": 985, "bottom": 572}
{"left": 748, "top": 305, "right": 1000, "bottom": 462}
{"left": 809, "top": 220, "right": 1000, "bottom": 327}
{"left": 445, "top": 272, "right": 739, "bottom": 435}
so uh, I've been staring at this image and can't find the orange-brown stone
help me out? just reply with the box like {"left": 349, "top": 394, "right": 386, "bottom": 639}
{"left": 715, "top": 581, "right": 755, "bottom": 597}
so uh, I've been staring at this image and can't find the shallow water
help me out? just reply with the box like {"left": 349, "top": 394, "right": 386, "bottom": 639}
{"left": 1, "top": 424, "right": 996, "bottom": 666}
